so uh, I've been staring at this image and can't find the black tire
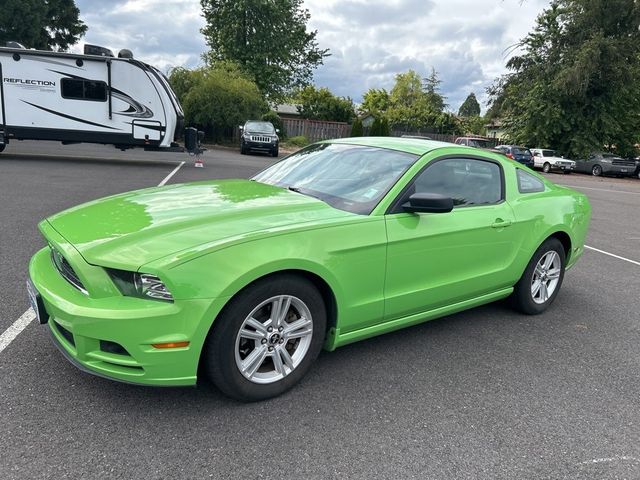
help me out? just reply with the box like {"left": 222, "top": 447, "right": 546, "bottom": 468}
{"left": 272, "top": 147, "right": 279, "bottom": 157}
{"left": 542, "top": 162, "right": 551, "bottom": 173}
{"left": 203, "top": 274, "right": 326, "bottom": 401}
{"left": 0, "top": 144, "right": 5, "bottom": 153}
{"left": 510, "top": 237, "right": 566, "bottom": 315}
{"left": 240, "top": 144, "right": 247, "bottom": 155}
{"left": 592, "top": 164, "right": 602, "bottom": 176}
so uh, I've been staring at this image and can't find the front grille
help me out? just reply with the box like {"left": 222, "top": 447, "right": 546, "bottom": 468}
{"left": 612, "top": 160, "right": 635, "bottom": 167}
{"left": 51, "top": 248, "right": 87, "bottom": 294}
{"left": 250, "top": 135, "right": 271, "bottom": 143}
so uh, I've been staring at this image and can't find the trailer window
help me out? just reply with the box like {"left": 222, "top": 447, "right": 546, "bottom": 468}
{"left": 61, "top": 78, "right": 107, "bottom": 102}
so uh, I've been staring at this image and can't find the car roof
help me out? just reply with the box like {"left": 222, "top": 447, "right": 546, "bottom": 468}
{"left": 327, "top": 136, "right": 454, "bottom": 156}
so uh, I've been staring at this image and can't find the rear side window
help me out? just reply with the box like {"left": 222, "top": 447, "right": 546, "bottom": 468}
{"left": 517, "top": 169, "right": 545, "bottom": 193}
{"left": 61, "top": 78, "right": 107, "bottom": 101}
{"left": 411, "top": 158, "right": 503, "bottom": 206}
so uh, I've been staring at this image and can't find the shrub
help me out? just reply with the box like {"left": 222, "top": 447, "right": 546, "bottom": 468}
{"left": 350, "top": 118, "right": 364, "bottom": 137}
{"left": 287, "top": 136, "right": 309, "bottom": 147}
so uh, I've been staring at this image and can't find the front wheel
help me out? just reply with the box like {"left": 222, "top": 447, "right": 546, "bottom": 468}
{"left": 511, "top": 237, "right": 566, "bottom": 315}
{"left": 542, "top": 162, "right": 551, "bottom": 173}
{"left": 592, "top": 164, "right": 602, "bottom": 176}
{"left": 271, "top": 147, "right": 279, "bottom": 157}
{"left": 203, "top": 274, "right": 326, "bottom": 401}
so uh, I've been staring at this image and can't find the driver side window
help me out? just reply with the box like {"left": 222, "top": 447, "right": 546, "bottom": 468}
{"left": 409, "top": 158, "right": 503, "bottom": 207}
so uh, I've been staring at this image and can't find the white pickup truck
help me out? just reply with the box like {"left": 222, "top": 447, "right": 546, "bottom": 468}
{"left": 531, "top": 149, "right": 576, "bottom": 173}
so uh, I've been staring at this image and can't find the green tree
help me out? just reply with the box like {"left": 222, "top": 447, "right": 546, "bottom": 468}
{"left": 369, "top": 117, "right": 390, "bottom": 136}
{"left": 361, "top": 88, "right": 390, "bottom": 115}
{"left": 0, "top": 0, "right": 87, "bottom": 51}
{"left": 350, "top": 117, "right": 364, "bottom": 137}
{"left": 201, "top": 0, "right": 329, "bottom": 100}
{"left": 169, "top": 65, "right": 268, "bottom": 142}
{"left": 490, "top": 0, "right": 640, "bottom": 157}
{"left": 386, "top": 69, "right": 446, "bottom": 131}
{"left": 458, "top": 93, "right": 481, "bottom": 117}
{"left": 294, "top": 85, "right": 355, "bottom": 123}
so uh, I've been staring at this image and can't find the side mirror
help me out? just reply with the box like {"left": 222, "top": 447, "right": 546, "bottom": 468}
{"left": 403, "top": 193, "right": 454, "bottom": 214}
{"left": 276, "top": 128, "right": 280, "bottom": 134}
{"left": 239, "top": 125, "right": 244, "bottom": 131}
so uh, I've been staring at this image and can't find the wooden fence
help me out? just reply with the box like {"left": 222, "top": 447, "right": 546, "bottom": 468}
{"left": 282, "top": 119, "right": 351, "bottom": 142}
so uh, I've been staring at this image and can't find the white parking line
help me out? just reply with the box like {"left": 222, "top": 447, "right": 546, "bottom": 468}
{"left": 158, "top": 161, "right": 185, "bottom": 186}
{"left": 0, "top": 308, "right": 36, "bottom": 354}
{"left": 585, "top": 245, "right": 640, "bottom": 267}
{"left": 0, "top": 161, "right": 186, "bottom": 354}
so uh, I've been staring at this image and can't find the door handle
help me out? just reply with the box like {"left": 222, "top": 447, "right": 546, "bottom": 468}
{"left": 491, "top": 219, "right": 512, "bottom": 228}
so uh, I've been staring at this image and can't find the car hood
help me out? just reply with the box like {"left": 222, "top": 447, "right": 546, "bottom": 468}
{"left": 45, "top": 179, "right": 351, "bottom": 269}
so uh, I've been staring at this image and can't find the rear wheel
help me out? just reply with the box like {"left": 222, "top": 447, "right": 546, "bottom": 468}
{"left": 511, "top": 237, "right": 566, "bottom": 315}
{"left": 0, "top": 144, "right": 5, "bottom": 153}
{"left": 203, "top": 274, "right": 326, "bottom": 401}
{"left": 542, "top": 162, "right": 551, "bottom": 173}
{"left": 592, "top": 164, "right": 602, "bottom": 176}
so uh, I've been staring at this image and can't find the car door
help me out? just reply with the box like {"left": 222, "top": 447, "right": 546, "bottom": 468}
{"left": 533, "top": 150, "right": 543, "bottom": 168}
{"left": 383, "top": 157, "right": 518, "bottom": 321}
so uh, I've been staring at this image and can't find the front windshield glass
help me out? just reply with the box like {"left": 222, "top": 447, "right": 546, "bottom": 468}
{"left": 245, "top": 121, "right": 275, "bottom": 134}
{"left": 542, "top": 149, "right": 556, "bottom": 157}
{"left": 252, "top": 143, "right": 417, "bottom": 214}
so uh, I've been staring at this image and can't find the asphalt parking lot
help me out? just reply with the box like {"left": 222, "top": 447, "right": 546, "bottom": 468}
{"left": 1, "top": 141, "right": 639, "bottom": 479}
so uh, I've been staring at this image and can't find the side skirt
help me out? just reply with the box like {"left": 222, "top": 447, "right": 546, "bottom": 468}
{"left": 326, "top": 287, "right": 514, "bottom": 350}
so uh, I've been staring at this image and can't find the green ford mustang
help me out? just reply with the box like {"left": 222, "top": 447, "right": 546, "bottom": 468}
{"left": 28, "top": 138, "right": 591, "bottom": 401}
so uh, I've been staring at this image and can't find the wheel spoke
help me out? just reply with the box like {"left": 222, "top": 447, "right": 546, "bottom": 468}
{"left": 534, "top": 264, "right": 544, "bottom": 277}
{"left": 279, "top": 347, "right": 295, "bottom": 371}
{"left": 272, "top": 349, "right": 285, "bottom": 375}
{"left": 239, "top": 328, "right": 264, "bottom": 341}
{"left": 271, "top": 296, "right": 291, "bottom": 328}
{"left": 547, "top": 268, "right": 561, "bottom": 280}
{"left": 242, "top": 346, "right": 267, "bottom": 377}
{"left": 540, "top": 281, "right": 549, "bottom": 302}
{"left": 284, "top": 317, "right": 312, "bottom": 336}
{"left": 246, "top": 317, "right": 267, "bottom": 335}
{"left": 543, "top": 252, "right": 556, "bottom": 270}
{"left": 532, "top": 280, "right": 542, "bottom": 298}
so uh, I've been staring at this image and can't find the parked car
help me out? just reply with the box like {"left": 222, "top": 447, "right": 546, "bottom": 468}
{"left": 495, "top": 145, "right": 534, "bottom": 168}
{"left": 574, "top": 153, "right": 637, "bottom": 177}
{"left": 28, "top": 137, "right": 591, "bottom": 401}
{"left": 454, "top": 137, "right": 491, "bottom": 148}
{"left": 531, "top": 149, "right": 576, "bottom": 173}
{"left": 240, "top": 120, "right": 279, "bottom": 156}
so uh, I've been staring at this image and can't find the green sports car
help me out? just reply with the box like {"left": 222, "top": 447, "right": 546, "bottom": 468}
{"left": 28, "top": 138, "right": 591, "bottom": 401}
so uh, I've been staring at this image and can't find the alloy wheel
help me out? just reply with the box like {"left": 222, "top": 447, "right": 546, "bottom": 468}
{"left": 234, "top": 295, "right": 313, "bottom": 384}
{"left": 530, "top": 251, "right": 561, "bottom": 304}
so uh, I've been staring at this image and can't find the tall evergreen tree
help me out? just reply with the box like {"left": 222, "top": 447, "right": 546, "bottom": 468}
{"left": 201, "top": 0, "right": 329, "bottom": 100}
{"left": 0, "top": 0, "right": 87, "bottom": 51}
{"left": 458, "top": 93, "right": 481, "bottom": 117}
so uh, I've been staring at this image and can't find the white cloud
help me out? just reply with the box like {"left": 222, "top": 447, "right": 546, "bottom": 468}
{"left": 73, "top": 0, "right": 551, "bottom": 111}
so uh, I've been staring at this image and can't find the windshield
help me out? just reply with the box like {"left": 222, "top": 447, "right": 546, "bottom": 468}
{"left": 245, "top": 121, "right": 275, "bottom": 134}
{"left": 513, "top": 147, "right": 531, "bottom": 156}
{"left": 542, "top": 150, "right": 556, "bottom": 157}
{"left": 252, "top": 143, "right": 417, "bottom": 214}
{"left": 469, "top": 139, "right": 490, "bottom": 148}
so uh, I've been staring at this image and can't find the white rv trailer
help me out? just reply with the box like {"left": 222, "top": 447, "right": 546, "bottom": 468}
{"left": 0, "top": 44, "right": 186, "bottom": 153}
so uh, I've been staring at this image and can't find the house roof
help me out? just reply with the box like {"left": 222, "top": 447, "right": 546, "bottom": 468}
{"left": 273, "top": 104, "right": 301, "bottom": 115}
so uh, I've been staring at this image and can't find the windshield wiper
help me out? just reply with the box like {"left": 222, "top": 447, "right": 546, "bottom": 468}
{"left": 288, "top": 186, "right": 323, "bottom": 201}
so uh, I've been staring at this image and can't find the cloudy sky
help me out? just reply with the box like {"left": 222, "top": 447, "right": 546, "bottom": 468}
{"left": 74, "top": 0, "right": 550, "bottom": 111}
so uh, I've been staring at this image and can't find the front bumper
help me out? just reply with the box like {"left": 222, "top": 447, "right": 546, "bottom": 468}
{"left": 551, "top": 163, "right": 575, "bottom": 172}
{"left": 29, "top": 246, "right": 227, "bottom": 386}
{"left": 242, "top": 139, "right": 277, "bottom": 152}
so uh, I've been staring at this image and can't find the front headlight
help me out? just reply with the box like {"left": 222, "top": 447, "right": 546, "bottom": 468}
{"left": 107, "top": 269, "right": 174, "bottom": 302}
{"left": 600, "top": 158, "right": 612, "bottom": 163}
